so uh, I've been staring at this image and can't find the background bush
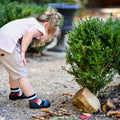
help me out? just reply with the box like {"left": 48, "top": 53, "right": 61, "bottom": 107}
{"left": 0, "top": 1, "right": 47, "bottom": 27}
{"left": 63, "top": 15, "right": 120, "bottom": 94}
{"left": 10, "top": 0, "right": 77, "bottom": 5}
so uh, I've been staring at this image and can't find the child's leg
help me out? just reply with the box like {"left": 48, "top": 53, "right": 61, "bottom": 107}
{"left": 9, "top": 75, "right": 34, "bottom": 97}
{"left": 18, "top": 77, "right": 50, "bottom": 109}
{"left": 18, "top": 77, "right": 34, "bottom": 97}
{"left": 9, "top": 75, "right": 19, "bottom": 88}
{"left": 9, "top": 76, "right": 50, "bottom": 109}
{"left": 9, "top": 75, "right": 26, "bottom": 100}
{"left": 1, "top": 48, "right": 50, "bottom": 109}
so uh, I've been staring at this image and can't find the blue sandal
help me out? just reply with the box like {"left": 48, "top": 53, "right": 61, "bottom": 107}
{"left": 29, "top": 100, "right": 51, "bottom": 109}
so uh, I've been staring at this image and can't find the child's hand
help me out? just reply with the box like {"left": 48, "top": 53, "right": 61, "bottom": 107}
{"left": 20, "top": 52, "right": 26, "bottom": 66}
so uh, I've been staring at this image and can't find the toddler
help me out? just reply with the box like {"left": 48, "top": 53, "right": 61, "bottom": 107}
{"left": 0, "top": 7, "right": 62, "bottom": 109}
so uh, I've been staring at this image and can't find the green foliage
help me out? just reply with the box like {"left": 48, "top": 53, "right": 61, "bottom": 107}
{"left": 0, "top": 2, "right": 47, "bottom": 27}
{"left": 10, "top": 0, "right": 77, "bottom": 4}
{"left": 62, "top": 15, "right": 120, "bottom": 94}
{"left": 0, "top": 0, "right": 11, "bottom": 4}
{"left": 27, "top": 40, "right": 53, "bottom": 54}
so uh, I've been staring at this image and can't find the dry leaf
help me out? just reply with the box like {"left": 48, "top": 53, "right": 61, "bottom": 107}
{"left": 114, "top": 114, "right": 120, "bottom": 118}
{"left": 100, "top": 114, "right": 103, "bottom": 117}
{"left": 102, "top": 104, "right": 107, "bottom": 112}
{"left": 60, "top": 108, "right": 67, "bottom": 113}
{"left": 32, "top": 115, "right": 40, "bottom": 119}
{"left": 41, "top": 108, "right": 57, "bottom": 117}
{"left": 61, "top": 101, "right": 66, "bottom": 104}
{"left": 64, "top": 113, "right": 71, "bottom": 116}
{"left": 32, "top": 107, "right": 71, "bottom": 119}
{"left": 107, "top": 99, "right": 115, "bottom": 109}
{"left": 39, "top": 117, "right": 45, "bottom": 120}
{"left": 102, "top": 98, "right": 116, "bottom": 112}
{"left": 63, "top": 92, "right": 74, "bottom": 95}
{"left": 112, "top": 98, "right": 118, "bottom": 104}
{"left": 32, "top": 115, "right": 45, "bottom": 120}
{"left": 40, "top": 114, "right": 51, "bottom": 119}
{"left": 82, "top": 113, "right": 92, "bottom": 116}
{"left": 107, "top": 110, "right": 120, "bottom": 117}
{"left": 106, "top": 85, "right": 110, "bottom": 89}
{"left": 49, "top": 112, "right": 57, "bottom": 116}
{"left": 56, "top": 110, "right": 71, "bottom": 116}
{"left": 41, "top": 108, "right": 50, "bottom": 113}
{"left": 32, "top": 114, "right": 51, "bottom": 119}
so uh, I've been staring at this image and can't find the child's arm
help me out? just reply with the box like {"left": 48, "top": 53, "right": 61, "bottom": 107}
{"left": 20, "top": 30, "right": 33, "bottom": 66}
{"left": 21, "top": 30, "right": 33, "bottom": 53}
{"left": 20, "top": 28, "right": 43, "bottom": 66}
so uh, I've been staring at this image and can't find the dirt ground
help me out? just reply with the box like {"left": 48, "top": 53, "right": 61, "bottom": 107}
{"left": 0, "top": 8, "right": 120, "bottom": 120}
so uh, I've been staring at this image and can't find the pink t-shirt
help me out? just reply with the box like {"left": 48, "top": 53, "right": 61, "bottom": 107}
{"left": 0, "top": 17, "right": 45, "bottom": 54}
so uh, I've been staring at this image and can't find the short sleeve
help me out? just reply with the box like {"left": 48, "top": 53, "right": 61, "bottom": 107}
{"left": 34, "top": 23, "right": 46, "bottom": 36}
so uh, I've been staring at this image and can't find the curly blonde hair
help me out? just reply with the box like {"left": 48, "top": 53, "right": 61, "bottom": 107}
{"left": 37, "top": 7, "right": 62, "bottom": 38}
{"left": 32, "top": 7, "right": 62, "bottom": 47}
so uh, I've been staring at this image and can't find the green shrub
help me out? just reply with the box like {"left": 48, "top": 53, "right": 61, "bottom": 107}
{"left": 0, "top": 0, "right": 11, "bottom": 4}
{"left": 62, "top": 15, "right": 120, "bottom": 94}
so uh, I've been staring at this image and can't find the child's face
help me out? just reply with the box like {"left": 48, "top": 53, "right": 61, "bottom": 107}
{"left": 41, "top": 22, "right": 58, "bottom": 43}
{"left": 39, "top": 34, "right": 51, "bottom": 43}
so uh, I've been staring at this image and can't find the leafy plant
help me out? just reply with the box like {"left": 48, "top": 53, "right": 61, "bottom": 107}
{"left": 0, "top": 2, "right": 47, "bottom": 27}
{"left": 10, "top": 0, "right": 77, "bottom": 5}
{"left": 62, "top": 15, "right": 120, "bottom": 94}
